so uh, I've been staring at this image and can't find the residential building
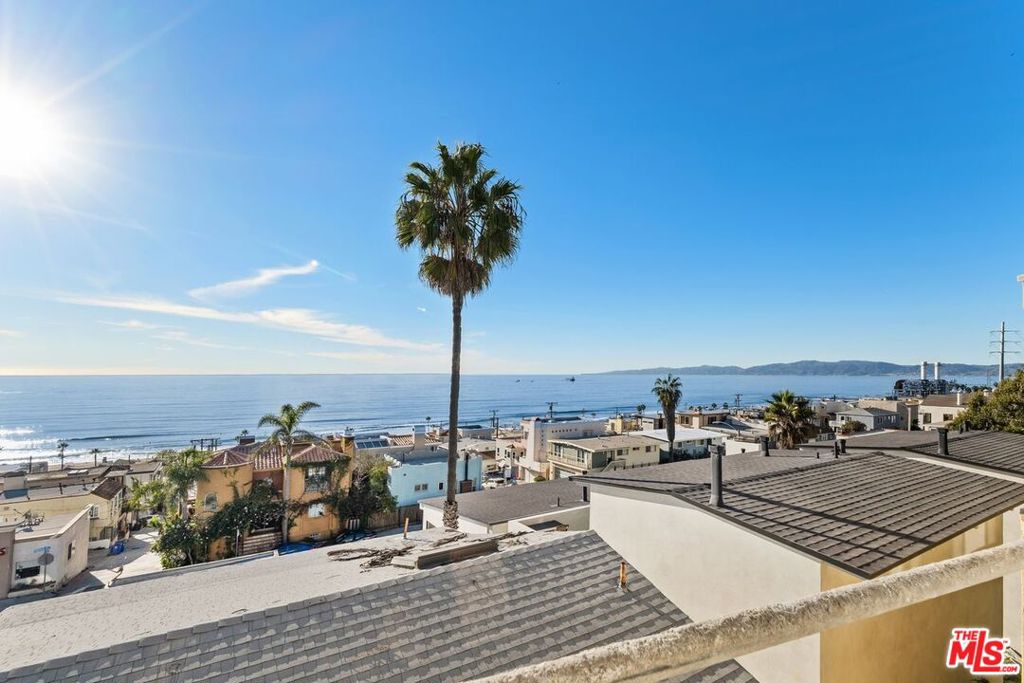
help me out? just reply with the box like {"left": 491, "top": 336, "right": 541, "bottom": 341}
{"left": 419, "top": 478, "right": 589, "bottom": 533}
{"left": 0, "top": 530, "right": 756, "bottom": 683}
{"left": 197, "top": 441, "right": 351, "bottom": 549}
{"left": 638, "top": 412, "right": 667, "bottom": 430}
{"left": 578, "top": 451, "right": 1024, "bottom": 683}
{"left": 518, "top": 416, "right": 607, "bottom": 481}
{"left": 830, "top": 406, "right": 899, "bottom": 432}
{"left": 917, "top": 392, "right": 971, "bottom": 429}
{"left": 386, "top": 451, "right": 482, "bottom": 507}
{"left": 547, "top": 434, "right": 664, "bottom": 478}
{"left": 0, "top": 471, "right": 124, "bottom": 549}
{"left": 629, "top": 427, "right": 725, "bottom": 457}
{"left": 0, "top": 506, "right": 91, "bottom": 597}
{"left": 676, "top": 408, "right": 731, "bottom": 428}
{"left": 855, "top": 398, "right": 917, "bottom": 431}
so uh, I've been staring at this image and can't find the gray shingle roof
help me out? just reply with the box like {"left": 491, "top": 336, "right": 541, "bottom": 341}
{"left": 419, "top": 479, "right": 587, "bottom": 525}
{"left": 840, "top": 430, "right": 1024, "bottom": 478}
{"left": 0, "top": 532, "right": 755, "bottom": 683}
{"left": 577, "top": 451, "right": 824, "bottom": 492}
{"left": 668, "top": 453, "right": 1024, "bottom": 578}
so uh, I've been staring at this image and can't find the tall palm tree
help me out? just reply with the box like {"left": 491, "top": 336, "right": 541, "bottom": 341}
{"left": 162, "top": 448, "right": 208, "bottom": 521}
{"left": 396, "top": 142, "right": 525, "bottom": 529}
{"left": 652, "top": 375, "right": 682, "bottom": 454}
{"left": 56, "top": 439, "right": 68, "bottom": 470}
{"left": 90, "top": 448, "right": 101, "bottom": 467}
{"left": 764, "top": 390, "right": 817, "bottom": 449}
{"left": 258, "top": 401, "right": 323, "bottom": 542}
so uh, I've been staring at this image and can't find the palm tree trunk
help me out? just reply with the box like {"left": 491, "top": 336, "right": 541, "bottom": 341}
{"left": 443, "top": 293, "right": 463, "bottom": 529}
{"left": 666, "top": 409, "right": 676, "bottom": 456}
{"left": 281, "top": 446, "right": 291, "bottom": 543}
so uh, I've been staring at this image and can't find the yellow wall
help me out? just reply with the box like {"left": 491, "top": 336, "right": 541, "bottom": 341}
{"left": 286, "top": 463, "right": 350, "bottom": 542}
{"left": 0, "top": 491, "right": 121, "bottom": 541}
{"left": 820, "top": 517, "right": 1004, "bottom": 683}
{"left": 195, "top": 463, "right": 253, "bottom": 522}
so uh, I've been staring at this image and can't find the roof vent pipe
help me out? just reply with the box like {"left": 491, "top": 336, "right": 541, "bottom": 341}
{"left": 759, "top": 436, "right": 770, "bottom": 457}
{"left": 709, "top": 444, "right": 724, "bottom": 507}
{"left": 937, "top": 427, "right": 949, "bottom": 456}
{"left": 833, "top": 441, "right": 841, "bottom": 458}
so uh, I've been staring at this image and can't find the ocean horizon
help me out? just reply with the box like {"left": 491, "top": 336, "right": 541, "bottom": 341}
{"left": 0, "top": 373, "right": 989, "bottom": 464}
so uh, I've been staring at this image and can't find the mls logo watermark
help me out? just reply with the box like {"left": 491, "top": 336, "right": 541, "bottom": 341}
{"left": 946, "top": 628, "right": 1020, "bottom": 676}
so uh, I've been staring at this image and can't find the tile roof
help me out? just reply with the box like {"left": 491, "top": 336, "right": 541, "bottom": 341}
{"left": 203, "top": 442, "right": 346, "bottom": 471}
{"left": 419, "top": 478, "right": 588, "bottom": 525}
{"left": 667, "top": 453, "right": 1024, "bottom": 578}
{"left": 91, "top": 477, "right": 124, "bottom": 501}
{"left": 0, "top": 532, "right": 754, "bottom": 683}
{"left": 0, "top": 477, "right": 123, "bottom": 503}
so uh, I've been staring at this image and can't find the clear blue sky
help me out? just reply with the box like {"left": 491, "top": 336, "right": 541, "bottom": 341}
{"left": 1, "top": 1, "right": 1022, "bottom": 374}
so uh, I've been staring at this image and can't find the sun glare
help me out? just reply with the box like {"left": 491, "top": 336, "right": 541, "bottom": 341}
{"left": 0, "top": 89, "right": 67, "bottom": 180}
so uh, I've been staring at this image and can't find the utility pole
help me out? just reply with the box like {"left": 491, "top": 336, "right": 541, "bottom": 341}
{"left": 989, "top": 321, "right": 1020, "bottom": 384}
{"left": 546, "top": 401, "right": 557, "bottom": 419}
{"left": 734, "top": 394, "right": 742, "bottom": 408}
{"left": 489, "top": 410, "right": 499, "bottom": 438}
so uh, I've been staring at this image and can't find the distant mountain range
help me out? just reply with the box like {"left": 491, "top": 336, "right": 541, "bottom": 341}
{"left": 599, "top": 360, "right": 1022, "bottom": 377}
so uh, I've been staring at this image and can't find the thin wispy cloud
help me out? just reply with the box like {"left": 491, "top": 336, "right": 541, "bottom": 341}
{"left": 0, "top": 329, "right": 24, "bottom": 338}
{"left": 188, "top": 260, "right": 320, "bottom": 300}
{"left": 102, "top": 319, "right": 168, "bottom": 331}
{"left": 152, "top": 329, "right": 239, "bottom": 350}
{"left": 53, "top": 293, "right": 440, "bottom": 351}
{"left": 416, "top": 307, "right": 427, "bottom": 313}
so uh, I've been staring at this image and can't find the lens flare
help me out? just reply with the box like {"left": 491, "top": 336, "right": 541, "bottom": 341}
{"left": 0, "top": 89, "right": 67, "bottom": 179}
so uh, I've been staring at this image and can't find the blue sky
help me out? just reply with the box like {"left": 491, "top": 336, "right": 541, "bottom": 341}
{"left": 0, "top": 0, "right": 1022, "bottom": 375}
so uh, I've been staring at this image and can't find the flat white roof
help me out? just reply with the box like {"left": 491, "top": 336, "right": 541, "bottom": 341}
{"left": 629, "top": 428, "right": 723, "bottom": 443}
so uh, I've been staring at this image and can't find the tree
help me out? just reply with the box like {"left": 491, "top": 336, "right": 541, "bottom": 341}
{"left": 636, "top": 403, "right": 646, "bottom": 416}
{"left": 89, "top": 448, "right": 101, "bottom": 467}
{"left": 152, "top": 515, "right": 208, "bottom": 568}
{"left": 652, "top": 375, "right": 682, "bottom": 452}
{"left": 839, "top": 420, "right": 866, "bottom": 435}
{"left": 207, "top": 480, "right": 285, "bottom": 553}
{"left": 334, "top": 461, "right": 397, "bottom": 529}
{"left": 257, "top": 401, "right": 323, "bottom": 542}
{"left": 395, "top": 142, "right": 525, "bottom": 529}
{"left": 951, "top": 371, "right": 1024, "bottom": 433}
{"left": 56, "top": 439, "right": 68, "bottom": 470}
{"left": 764, "top": 390, "right": 817, "bottom": 449}
{"left": 162, "top": 448, "right": 208, "bottom": 521}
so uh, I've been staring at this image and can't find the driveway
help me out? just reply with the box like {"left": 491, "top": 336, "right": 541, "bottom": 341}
{"left": 60, "top": 528, "right": 164, "bottom": 593}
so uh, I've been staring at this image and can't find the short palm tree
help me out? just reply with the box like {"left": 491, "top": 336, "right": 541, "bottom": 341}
{"left": 652, "top": 375, "right": 682, "bottom": 453}
{"left": 90, "top": 448, "right": 101, "bottom": 467}
{"left": 56, "top": 439, "right": 68, "bottom": 470}
{"left": 396, "top": 142, "right": 524, "bottom": 529}
{"left": 764, "top": 390, "right": 817, "bottom": 449}
{"left": 162, "top": 448, "right": 208, "bottom": 521}
{"left": 258, "top": 401, "right": 323, "bottom": 542}
{"left": 636, "top": 403, "right": 646, "bottom": 416}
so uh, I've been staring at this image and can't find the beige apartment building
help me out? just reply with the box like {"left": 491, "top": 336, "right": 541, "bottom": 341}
{"left": 547, "top": 434, "right": 663, "bottom": 478}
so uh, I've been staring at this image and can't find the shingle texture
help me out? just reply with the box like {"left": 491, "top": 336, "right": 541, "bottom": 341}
{"left": 670, "top": 453, "right": 1024, "bottom": 578}
{"left": 0, "top": 532, "right": 754, "bottom": 683}
{"left": 578, "top": 451, "right": 823, "bottom": 492}
{"left": 420, "top": 478, "right": 587, "bottom": 525}
{"left": 840, "top": 430, "right": 1024, "bottom": 477}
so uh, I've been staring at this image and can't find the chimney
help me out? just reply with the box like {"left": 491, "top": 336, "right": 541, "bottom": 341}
{"left": 759, "top": 436, "right": 770, "bottom": 457}
{"left": 413, "top": 424, "right": 426, "bottom": 450}
{"left": 709, "top": 444, "right": 724, "bottom": 507}
{"left": 956, "top": 391, "right": 963, "bottom": 406}
{"left": 934, "top": 362, "right": 941, "bottom": 381}
{"left": 920, "top": 361, "right": 928, "bottom": 380}
{"left": 838, "top": 438, "right": 847, "bottom": 454}
{"left": 937, "top": 427, "right": 949, "bottom": 456}
{"left": 618, "top": 560, "right": 628, "bottom": 590}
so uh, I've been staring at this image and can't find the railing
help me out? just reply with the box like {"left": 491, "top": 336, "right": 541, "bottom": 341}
{"left": 470, "top": 539, "right": 1024, "bottom": 683}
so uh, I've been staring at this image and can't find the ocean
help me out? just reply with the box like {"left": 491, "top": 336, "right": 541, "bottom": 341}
{"left": 0, "top": 373, "right": 988, "bottom": 464}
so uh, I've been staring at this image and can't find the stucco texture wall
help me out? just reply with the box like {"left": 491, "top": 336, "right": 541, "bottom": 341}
{"left": 820, "top": 516, "right": 1004, "bottom": 683}
{"left": 589, "top": 486, "right": 822, "bottom": 683}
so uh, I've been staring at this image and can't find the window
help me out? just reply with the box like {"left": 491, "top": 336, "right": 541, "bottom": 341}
{"left": 307, "top": 503, "right": 325, "bottom": 518}
{"left": 203, "top": 493, "right": 218, "bottom": 512}
{"left": 438, "top": 482, "right": 444, "bottom": 491}
{"left": 88, "top": 505, "right": 100, "bottom": 519}
{"left": 305, "top": 465, "right": 329, "bottom": 493}
{"left": 414, "top": 483, "right": 428, "bottom": 492}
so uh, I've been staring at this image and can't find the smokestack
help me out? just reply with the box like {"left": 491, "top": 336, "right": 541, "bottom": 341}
{"left": 709, "top": 444, "right": 724, "bottom": 507}
{"left": 920, "top": 361, "right": 928, "bottom": 381}
{"left": 838, "top": 438, "right": 847, "bottom": 454}
{"left": 934, "top": 362, "right": 941, "bottom": 381}
{"left": 956, "top": 391, "right": 963, "bottom": 406}
{"left": 759, "top": 436, "right": 770, "bottom": 457}
{"left": 413, "top": 424, "right": 426, "bottom": 450}
{"left": 937, "top": 427, "right": 949, "bottom": 456}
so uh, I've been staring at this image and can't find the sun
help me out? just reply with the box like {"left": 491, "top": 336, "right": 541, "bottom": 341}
{"left": 0, "top": 89, "right": 67, "bottom": 180}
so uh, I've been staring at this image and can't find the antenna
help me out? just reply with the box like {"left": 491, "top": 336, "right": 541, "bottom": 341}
{"left": 989, "top": 321, "right": 1020, "bottom": 384}
{"left": 734, "top": 393, "right": 742, "bottom": 408}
